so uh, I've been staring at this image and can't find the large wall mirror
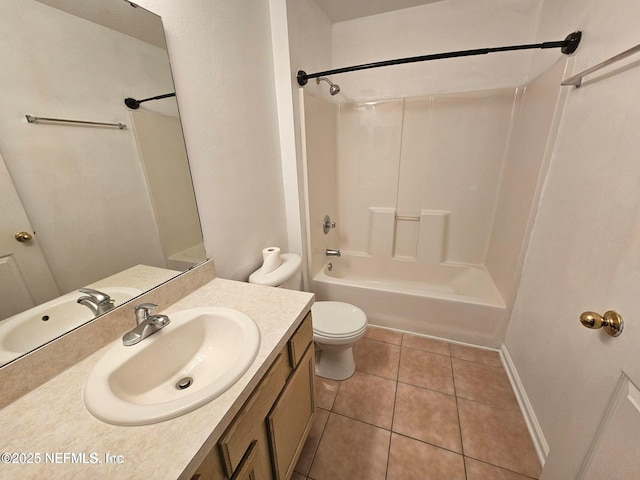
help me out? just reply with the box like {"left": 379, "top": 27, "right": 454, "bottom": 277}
{"left": 0, "top": 0, "right": 206, "bottom": 367}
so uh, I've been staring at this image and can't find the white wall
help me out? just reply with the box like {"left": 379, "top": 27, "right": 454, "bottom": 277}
{"left": 504, "top": 0, "right": 640, "bottom": 477}
{"left": 331, "top": 0, "right": 541, "bottom": 101}
{"left": 282, "top": 0, "right": 334, "bottom": 285}
{"left": 0, "top": 1, "right": 168, "bottom": 294}
{"left": 286, "top": 0, "right": 333, "bottom": 100}
{"left": 134, "top": 0, "right": 289, "bottom": 281}
{"left": 130, "top": 110, "right": 201, "bottom": 259}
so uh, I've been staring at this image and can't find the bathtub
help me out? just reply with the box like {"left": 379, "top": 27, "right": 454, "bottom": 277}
{"left": 312, "top": 255, "right": 508, "bottom": 347}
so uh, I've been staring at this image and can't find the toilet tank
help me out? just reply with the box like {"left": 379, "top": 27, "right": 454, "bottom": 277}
{"left": 279, "top": 270, "right": 302, "bottom": 290}
{"left": 248, "top": 253, "right": 302, "bottom": 291}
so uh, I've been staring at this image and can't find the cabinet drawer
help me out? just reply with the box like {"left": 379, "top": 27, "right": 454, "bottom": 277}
{"left": 268, "top": 346, "right": 316, "bottom": 480}
{"left": 288, "top": 312, "right": 313, "bottom": 368}
{"left": 219, "top": 351, "right": 288, "bottom": 477}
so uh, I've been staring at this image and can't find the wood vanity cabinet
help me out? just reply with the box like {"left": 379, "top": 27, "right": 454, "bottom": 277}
{"left": 188, "top": 312, "right": 315, "bottom": 480}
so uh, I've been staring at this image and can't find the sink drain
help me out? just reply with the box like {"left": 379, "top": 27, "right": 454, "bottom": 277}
{"left": 175, "top": 376, "right": 193, "bottom": 390}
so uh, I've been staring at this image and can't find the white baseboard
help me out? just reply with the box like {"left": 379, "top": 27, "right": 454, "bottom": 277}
{"left": 500, "top": 344, "right": 549, "bottom": 466}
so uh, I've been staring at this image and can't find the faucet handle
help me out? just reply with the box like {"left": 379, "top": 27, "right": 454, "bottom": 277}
{"left": 134, "top": 303, "right": 157, "bottom": 323}
{"left": 79, "top": 288, "right": 111, "bottom": 304}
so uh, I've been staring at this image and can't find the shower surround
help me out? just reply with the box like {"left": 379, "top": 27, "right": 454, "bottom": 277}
{"left": 302, "top": 60, "right": 569, "bottom": 347}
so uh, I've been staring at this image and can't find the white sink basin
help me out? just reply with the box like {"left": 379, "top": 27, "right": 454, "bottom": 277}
{"left": 83, "top": 307, "right": 261, "bottom": 426}
{"left": 0, "top": 286, "right": 142, "bottom": 365}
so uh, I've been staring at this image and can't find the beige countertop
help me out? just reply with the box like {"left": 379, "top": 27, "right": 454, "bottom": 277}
{"left": 0, "top": 278, "right": 314, "bottom": 480}
{"left": 88, "top": 264, "right": 182, "bottom": 293}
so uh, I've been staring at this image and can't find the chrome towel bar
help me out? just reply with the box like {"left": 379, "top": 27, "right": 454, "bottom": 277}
{"left": 562, "top": 43, "right": 640, "bottom": 87}
{"left": 25, "top": 115, "right": 126, "bottom": 129}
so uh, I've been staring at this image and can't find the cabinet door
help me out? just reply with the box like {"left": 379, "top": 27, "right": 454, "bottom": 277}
{"left": 267, "top": 346, "right": 315, "bottom": 480}
{"left": 188, "top": 447, "right": 226, "bottom": 480}
{"left": 219, "top": 353, "right": 288, "bottom": 476}
{"left": 230, "top": 440, "right": 263, "bottom": 480}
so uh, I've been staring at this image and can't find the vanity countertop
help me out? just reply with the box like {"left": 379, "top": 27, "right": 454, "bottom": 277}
{"left": 0, "top": 278, "right": 314, "bottom": 480}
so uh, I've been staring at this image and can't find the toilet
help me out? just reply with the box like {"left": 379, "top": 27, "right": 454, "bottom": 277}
{"left": 249, "top": 249, "right": 367, "bottom": 380}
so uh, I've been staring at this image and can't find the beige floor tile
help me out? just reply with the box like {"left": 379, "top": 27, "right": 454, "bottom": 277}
{"left": 450, "top": 343, "right": 502, "bottom": 367}
{"left": 353, "top": 338, "right": 401, "bottom": 380}
{"left": 458, "top": 398, "right": 542, "bottom": 478}
{"left": 364, "top": 326, "right": 403, "bottom": 345}
{"left": 465, "top": 457, "right": 538, "bottom": 480}
{"left": 315, "top": 376, "right": 341, "bottom": 410}
{"left": 392, "top": 382, "right": 462, "bottom": 452}
{"left": 295, "top": 408, "right": 330, "bottom": 476}
{"left": 332, "top": 372, "right": 396, "bottom": 429}
{"left": 398, "top": 347, "right": 455, "bottom": 395}
{"left": 452, "top": 358, "right": 519, "bottom": 410}
{"left": 309, "top": 413, "right": 390, "bottom": 480}
{"left": 402, "top": 334, "right": 451, "bottom": 356}
{"left": 387, "top": 433, "right": 465, "bottom": 480}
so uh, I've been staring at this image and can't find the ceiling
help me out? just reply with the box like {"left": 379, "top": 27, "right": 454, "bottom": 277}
{"left": 314, "top": 0, "right": 445, "bottom": 22}
{"left": 34, "top": 0, "right": 166, "bottom": 48}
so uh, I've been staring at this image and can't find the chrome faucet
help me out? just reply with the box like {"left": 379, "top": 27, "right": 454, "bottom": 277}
{"left": 122, "top": 303, "right": 170, "bottom": 346}
{"left": 77, "top": 288, "right": 115, "bottom": 316}
{"left": 326, "top": 249, "right": 341, "bottom": 257}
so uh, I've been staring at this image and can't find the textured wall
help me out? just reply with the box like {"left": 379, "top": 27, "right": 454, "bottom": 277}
{"left": 135, "top": 0, "right": 289, "bottom": 280}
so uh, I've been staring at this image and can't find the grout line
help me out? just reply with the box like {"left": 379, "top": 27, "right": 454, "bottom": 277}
{"left": 361, "top": 337, "right": 401, "bottom": 347}
{"left": 303, "top": 375, "right": 341, "bottom": 478}
{"left": 396, "top": 379, "right": 457, "bottom": 398}
{"left": 450, "top": 352, "right": 467, "bottom": 480}
{"left": 455, "top": 394, "right": 522, "bottom": 413}
{"left": 390, "top": 431, "right": 465, "bottom": 458}
{"left": 333, "top": 331, "right": 538, "bottom": 479}
{"left": 329, "top": 400, "right": 393, "bottom": 432}
{"left": 401, "top": 343, "right": 452, "bottom": 359}
{"left": 384, "top": 348, "right": 402, "bottom": 479}
{"left": 329, "top": 407, "right": 467, "bottom": 459}
{"left": 464, "top": 455, "right": 540, "bottom": 480}
{"left": 328, "top": 374, "right": 342, "bottom": 411}
{"left": 314, "top": 368, "right": 537, "bottom": 479}
{"left": 450, "top": 354, "right": 503, "bottom": 368}
{"left": 304, "top": 408, "right": 330, "bottom": 478}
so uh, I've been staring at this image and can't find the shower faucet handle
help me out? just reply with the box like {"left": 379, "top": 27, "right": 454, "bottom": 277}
{"left": 323, "top": 215, "right": 336, "bottom": 235}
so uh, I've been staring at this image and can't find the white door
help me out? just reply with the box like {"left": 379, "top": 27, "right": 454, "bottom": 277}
{"left": 0, "top": 153, "right": 58, "bottom": 319}
{"left": 514, "top": 56, "right": 640, "bottom": 477}
{"left": 572, "top": 245, "right": 640, "bottom": 479}
{"left": 579, "top": 373, "right": 640, "bottom": 479}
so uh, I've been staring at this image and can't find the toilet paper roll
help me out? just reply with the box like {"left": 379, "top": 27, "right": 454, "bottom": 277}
{"left": 261, "top": 247, "right": 282, "bottom": 274}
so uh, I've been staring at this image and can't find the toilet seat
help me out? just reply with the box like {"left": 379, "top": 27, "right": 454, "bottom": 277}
{"left": 312, "top": 301, "right": 367, "bottom": 339}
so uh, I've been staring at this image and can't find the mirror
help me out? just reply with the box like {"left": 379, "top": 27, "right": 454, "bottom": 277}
{"left": 0, "top": 0, "right": 206, "bottom": 366}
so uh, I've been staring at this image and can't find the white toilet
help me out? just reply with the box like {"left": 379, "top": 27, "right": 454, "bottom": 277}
{"left": 249, "top": 249, "right": 367, "bottom": 380}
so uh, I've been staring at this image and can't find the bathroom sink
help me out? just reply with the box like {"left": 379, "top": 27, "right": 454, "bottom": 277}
{"left": 83, "top": 307, "right": 261, "bottom": 426}
{"left": 0, "top": 286, "right": 142, "bottom": 365}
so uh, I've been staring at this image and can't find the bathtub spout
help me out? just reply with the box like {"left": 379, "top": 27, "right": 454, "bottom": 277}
{"left": 326, "top": 249, "right": 341, "bottom": 257}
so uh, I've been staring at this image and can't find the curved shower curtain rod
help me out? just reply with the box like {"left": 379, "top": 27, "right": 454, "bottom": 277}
{"left": 297, "top": 31, "right": 582, "bottom": 86}
{"left": 124, "top": 92, "right": 176, "bottom": 109}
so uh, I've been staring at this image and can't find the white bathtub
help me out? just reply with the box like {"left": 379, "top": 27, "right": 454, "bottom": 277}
{"left": 312, "top": 255, "right": 508, "bottom": 347}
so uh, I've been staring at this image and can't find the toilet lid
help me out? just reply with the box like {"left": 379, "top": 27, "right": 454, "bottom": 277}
{"left": 312, "top": 301, "right": 367, "bottom": 338}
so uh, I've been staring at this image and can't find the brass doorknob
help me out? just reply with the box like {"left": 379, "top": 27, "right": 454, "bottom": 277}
{"left": 579, "top": 310, "right": 624, "bottom": 337}
{"left": 14, "top": 231, "right": 33, "bottom": 243}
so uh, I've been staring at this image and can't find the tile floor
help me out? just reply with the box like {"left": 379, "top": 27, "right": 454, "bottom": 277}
{"left": 292, "top": 327, "right": 541, "bottom": 480}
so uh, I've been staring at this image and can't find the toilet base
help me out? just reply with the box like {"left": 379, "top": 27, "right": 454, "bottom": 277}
{"left": 314, "top": 344, "right": 356, "bottom": 381}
